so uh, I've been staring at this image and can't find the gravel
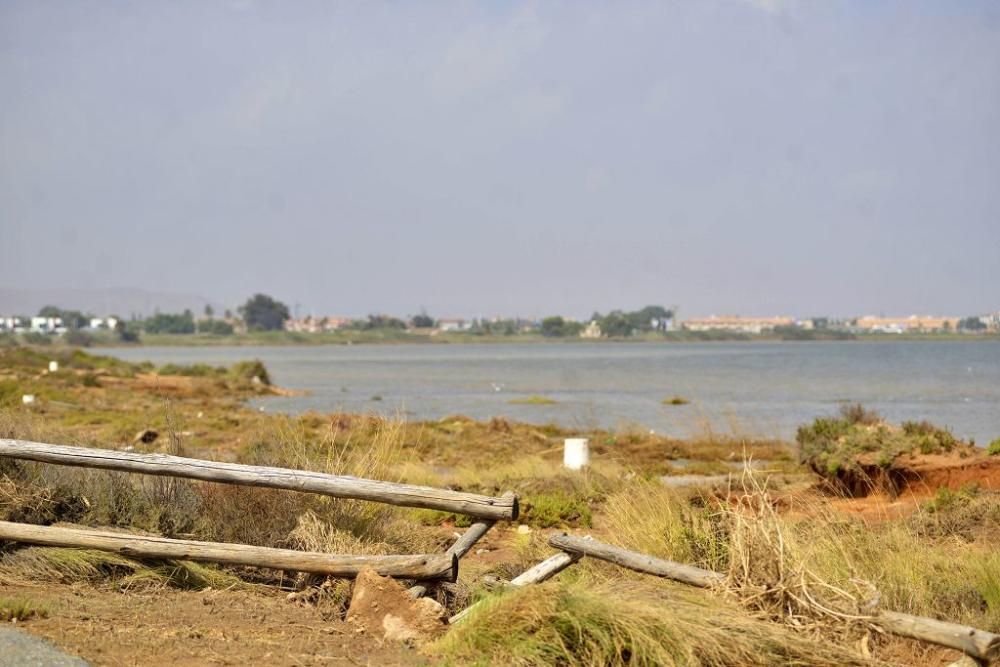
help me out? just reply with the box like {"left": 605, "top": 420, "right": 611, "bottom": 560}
{"left": 0, "top": 626, "right": 90, "bottom": 666}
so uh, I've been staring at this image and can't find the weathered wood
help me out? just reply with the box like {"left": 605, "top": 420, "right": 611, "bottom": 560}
{"left": 0, "top": 440, "right": 518, "bottom": 520}
{"left": 878, "top": 611, "right": 998, "bottom": 664}
{"left": 0, "top": 521, "right": 457, "bottom": 581}
{"left": 449, "top": 552, "right": 581, "bottom": 625}
{"left": 445, "top": 520, "right": 496, "bottom": 559}
{"left": 549, "top": 533, "right": 1000, "bottom": 662}
{"left": 510, "top": 551, "right": 581, "bottom": 586}
{"left": 548, "top": 533, "right": 724, "bottom": 588}
{"left": 409, "top": 520, "right": 495, "bottom": 598}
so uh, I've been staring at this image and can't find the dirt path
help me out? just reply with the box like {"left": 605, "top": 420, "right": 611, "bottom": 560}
{"left": 3, "top": 582, "right": 427, "bottom": 666}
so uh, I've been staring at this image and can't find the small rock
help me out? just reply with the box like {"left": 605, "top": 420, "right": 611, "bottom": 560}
{"left": 346, "top": 568, "right": 447, "bottom": 643}
{"left": 517, "top": 524, "right": 532, "bottom": 535}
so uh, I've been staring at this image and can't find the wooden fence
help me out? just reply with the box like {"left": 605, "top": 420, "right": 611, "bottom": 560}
{"left": 3, "top": 438, "right": 998, "bottom": 663}
{"left": 0, "top": 439, "right": 513, "bottom": 583}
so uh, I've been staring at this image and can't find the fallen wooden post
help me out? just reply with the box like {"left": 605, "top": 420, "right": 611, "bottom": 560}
{"left": 449, "top": 551, "right": 581, "bottom": 624}
{"left": 548, "top": 533, "right": 1000, "bottom": 664}
{"left": 877, "top": 611, "right": 998, "bottom": 665}
{"left": 0, "top": 521, "right": 457, "bottom": 581}
{"left": 0, "top": 440, "right": 518, "bottom": 521}
{"left": 409, "top": 520, "right": 495, "bottom": 598}
{"left": 549, "top": 533, "right": 724, "bottom": 588}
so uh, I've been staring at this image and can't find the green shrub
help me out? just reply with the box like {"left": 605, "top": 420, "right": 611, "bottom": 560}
{"left": 158, "top": 363, "right": 225, "bottom": 378}
{"left": 20, "top": 332, "right": 51, "bottom": 345}
{"left": 523, "top": 490, "right": 592, "bottom": 528}
{"left": 63, "top": 330, "right": 94, "bottom": 347}
{"left": 988, "top": 439, "right": 1000, "bottom": 456}
{"left": 229, "top": 360, "right": 270, "bottom": 385}
{"left": 197, "top": 319, "right": 234, "bottom": 335}
{"left": 797, "top": 406, "right": 966, "bottom": 483}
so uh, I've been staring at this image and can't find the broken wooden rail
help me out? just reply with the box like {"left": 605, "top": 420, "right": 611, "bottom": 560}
{"left": 0, "top": 521, "right": 457, "bottom": 580}
{"left": 548, "top": 533, "right": 1000, "bottom": 664}
{"left": 409, "top": 520, "right": 495, "bottom": 598}
{"left": 449, "top": 550, "right": 581, "bottom": 624}
{"left": 0, "top": 439, "right": 518, "bottom": 520}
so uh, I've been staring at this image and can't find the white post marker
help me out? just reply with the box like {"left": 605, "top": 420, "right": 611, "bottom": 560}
{"left": 22, "top": 395, "right": 35, "bottom": 405}
{"left": 48, "top": 361, "right": 59, "bottom": 372}
{"left": 563, "top": 438, "right": 590, "bottom": 470}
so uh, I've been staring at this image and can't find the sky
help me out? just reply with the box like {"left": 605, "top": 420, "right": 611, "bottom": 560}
{"left": 1, "top": 1, "right": 998, "bottom": 319}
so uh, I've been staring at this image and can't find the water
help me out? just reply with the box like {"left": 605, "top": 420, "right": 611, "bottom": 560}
{"left": 94, "top": 341, "right": 1000, "bottom": 444}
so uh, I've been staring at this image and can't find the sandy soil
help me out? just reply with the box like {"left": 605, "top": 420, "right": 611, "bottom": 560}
{"left": 3, "top": 581, "right": 427, "bottom": 666}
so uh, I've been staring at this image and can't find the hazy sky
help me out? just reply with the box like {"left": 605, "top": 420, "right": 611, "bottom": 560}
{"left": 1, "top": 1, "right": 998, "bottom": 319}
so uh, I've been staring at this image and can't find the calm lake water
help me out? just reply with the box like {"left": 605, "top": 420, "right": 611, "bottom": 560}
{"left": 96, "top": 342, "right": 1000, "bottom": 444}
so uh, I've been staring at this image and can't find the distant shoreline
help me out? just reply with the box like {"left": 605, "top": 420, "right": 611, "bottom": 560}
{"left": 74, "top": 330, "right": 1000, "bottom": 348}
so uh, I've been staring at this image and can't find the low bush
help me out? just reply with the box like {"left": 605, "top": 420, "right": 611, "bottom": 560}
{"left": 797, "top": 405, "right": 964, "bottom": 486}
{"left": 522, "top": 490, "right": 592, "bottom": 528}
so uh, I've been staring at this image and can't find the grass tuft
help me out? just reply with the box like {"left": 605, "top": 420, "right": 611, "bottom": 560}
{"left": 431, "top": 579, "right": 867, "bottom": 666}
{"left": 0, "top": 596, "right": 50, "bottom": 622}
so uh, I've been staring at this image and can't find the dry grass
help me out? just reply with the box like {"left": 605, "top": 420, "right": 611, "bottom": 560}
{"left": 0, "top": 408, "right": 439, "bottom": 591}
{"left": 0, "top": 546, "right": 246, "bottom": 591}
{"left": 0, "top": 595, "right": 50, "bottom": 621}
{"left": 431, "top": 579, "right": 869, "bottom": 666}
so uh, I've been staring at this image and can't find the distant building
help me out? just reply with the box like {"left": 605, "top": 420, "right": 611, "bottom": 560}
{"left": 853, "top": 316, "right": 960, "bottom": 333}
{"left": 87, "top": 317, "right": 119, "bottom": 330}
{"left": 580, "top": 320, "right": 602, "bottom": 339}
{"left": 0, "top": 317, "right": 25, "bottom": 333}
{"left": 437, "top": 318, "right": 472, "bottom": 332}
{"left": 29, "top": 316, "right": 66, "bottom": 334}
{"left": 681, "top": 315, "right": 795, "bottom": 334}
{"left": 284, "top": 316, "right": 351, "bottom": 333}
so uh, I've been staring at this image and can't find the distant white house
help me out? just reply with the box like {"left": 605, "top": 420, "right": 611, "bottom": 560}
{"left": 88, "top": 317, "right": 119, "bottom": 330}
{"left": 0, "top": 317, "right": 26, "bottom": 333}
{"left": 30, "top": 316, "right": 66, "bottom": 334}
{"left": 437, "top": 318, "right": 472, "bottom": 332}
{"left": 580, "top": 321, "right": 602, "bottom": 339}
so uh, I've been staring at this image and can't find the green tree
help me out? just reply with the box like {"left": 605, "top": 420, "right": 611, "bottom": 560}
{"left": 540, "top": 316, "right": 583, "bottom": 337}
{"left": 238, "top": 294, "right": 291, "bottom": 331}
{"left": 411, "top": 312, "right": 435, "bottom": 328}
{"left": 958, "top": 316, "right": 986, "bottom": 331}
{"left": 114, "top": 318, "right": 140, "bottom": 343}
{"left": 143, "top": 312, "right": 196, "bottom": 334}
{"left": 204, "top": 304, "right": 215, "bottom": 318}
{"left": 37, "top": 305, "right": 89, "bottom": 329}
{"left": 198, "top": 319, "right": 234, "bottom": 335}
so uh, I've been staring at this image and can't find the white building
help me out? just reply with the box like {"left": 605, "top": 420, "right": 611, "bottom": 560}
{"left": 88, "top": 317, "right": 120, "bottom": 330}
{"left": 0, "top": 317, "right": 25, "bottom": 332}
{"left": 30, "top": 316, "right": 66, "bottom": 334}
{"left": 682, "top": 315, "right": 795, "bottom": 334}
{"left": 437, "top": 318, "right": 472, "bottom": 332}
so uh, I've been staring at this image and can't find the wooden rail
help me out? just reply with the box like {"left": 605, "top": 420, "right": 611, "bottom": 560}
{"left": 0, "top": 521, "right": 457, "bottom": 580}
{"left": 549, "top": 533, "right": 724, "bottom": 588}
{"left": 0, "top": 440, "right": 518, "bottom": 521}
{"left": 409, "top": 520, "right": 495, "bottom": 599}
{"left": 548, "top": 534, "right": 1000, "bottom": 664}
{"left": 448, "top": 551, "right": 581, "bottom": 625}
